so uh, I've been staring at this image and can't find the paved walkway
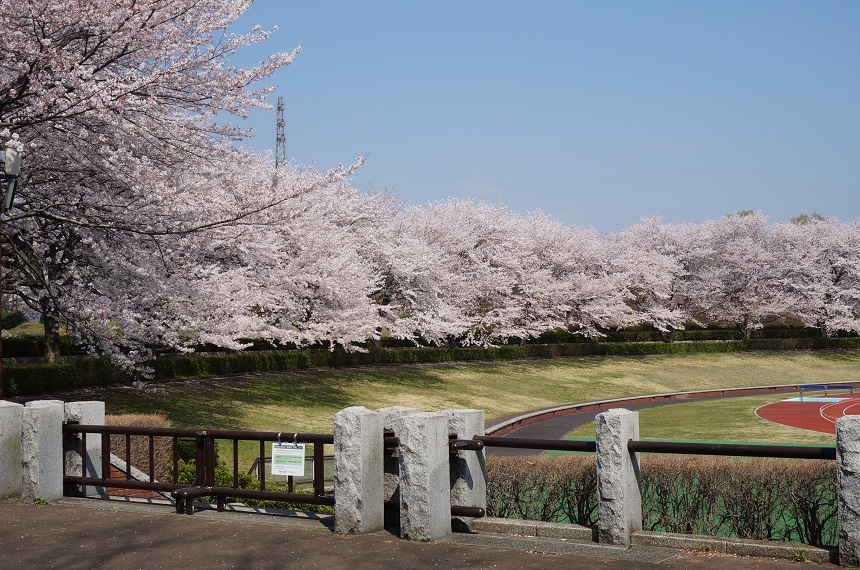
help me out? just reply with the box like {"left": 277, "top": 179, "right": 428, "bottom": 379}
{"left": 0, "top": 498, "right": 842, "bottom": 569}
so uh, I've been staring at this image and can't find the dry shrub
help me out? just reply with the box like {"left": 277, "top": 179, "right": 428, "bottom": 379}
{"left": 487, "top": 453, "right": 836, "bottom": 546}
{"left": 486, "top": 454, "right": 597, "bottom": 525}
{"left": 782, "top": 460, "right": 837, "bottom": 546}
{"left": 105, "top": 414, "right": 174, "bottom": 482}
{"left": 640, "top": 455, "right": 836, "bottom": 546}
{"left": 640, "top": 455, "right": 727, "bottom": 536}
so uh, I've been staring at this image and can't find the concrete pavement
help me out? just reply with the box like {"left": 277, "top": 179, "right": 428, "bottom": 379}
{"left": 0, "top": 497, "right": 843, "bottom": 569}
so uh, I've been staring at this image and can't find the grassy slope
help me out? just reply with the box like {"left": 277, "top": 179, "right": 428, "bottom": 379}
{"left": 102, "top": 351, "right": 860, "bottom": 441}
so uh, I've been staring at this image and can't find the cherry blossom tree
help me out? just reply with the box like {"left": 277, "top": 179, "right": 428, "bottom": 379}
{"left": 685, "top": 212, "right": 790, "bottom": 340}
{"left": 0, "top": 1, "right": 367, "bottom": 361}
{"left": 515, "top": 212, "right": 631, "bottom": 339}
{"left": 777, "top": 217, "right": 860, "bottom": 336}
{"left": 5, "top": 153, "right": 370, "bottom": 363}
{"left": 380, "top": 199, "right": 526, "bottom": 345}
{"left": 608, "top": 217, "right": 692, "bottom": 341}
{"left": 379, "top": 200, "right": 636, "bottom": 345}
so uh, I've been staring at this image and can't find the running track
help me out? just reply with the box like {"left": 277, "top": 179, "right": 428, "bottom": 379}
{"left": 756, "top": 397, "right": 860, "bottom": 434}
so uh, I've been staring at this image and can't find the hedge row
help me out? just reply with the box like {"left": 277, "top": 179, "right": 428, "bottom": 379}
{"left": 486, "top": 454, "right": 837, "bottom": 547}
{"left": 2, "top": 358, "right": 124, "bottom": 396}
{"left": 1, "top": 326, "right": 847, "bottom": 360}
{"left": 531, "top": 327, "right": 837, "bottom": 345}
{"left": 4, "top": 337, "right": 860, "bottom": 397}
{"left": 153, "top": 350, "right": 313, "bottom": 379}
{"left": 2, "top": 334, "right": 86, "bottom": 358}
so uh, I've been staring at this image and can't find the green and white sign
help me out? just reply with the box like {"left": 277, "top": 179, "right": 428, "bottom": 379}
{"left": 271, "top": 442, "right": 306, "bottom": 477}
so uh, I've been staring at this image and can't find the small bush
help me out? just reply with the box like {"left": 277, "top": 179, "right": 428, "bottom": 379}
{"left": 640, "top": 455, "right": 837, "bottom": 546}
{"left": 1, "top": 309, "right": 27, "bottom": 330}
{"left": 105, "top": 413, "right": 174, "bottom": 483}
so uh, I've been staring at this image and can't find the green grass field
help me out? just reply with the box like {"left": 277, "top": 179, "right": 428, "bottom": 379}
{"left": 100, "top": 351, "right": 860, "bottom": 440}
{"left": 91, "top": 350, "right": 856, "bottom": 477}
{"left": 563, "top": 393, "right": 835, "bottom": 445}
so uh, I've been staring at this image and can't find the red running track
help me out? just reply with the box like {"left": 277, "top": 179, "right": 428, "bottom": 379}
{"left": 756, "top": 398, "right": 860, "bottom": 434}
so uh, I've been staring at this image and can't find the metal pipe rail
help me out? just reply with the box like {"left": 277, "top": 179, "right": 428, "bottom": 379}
{"left": 628, "top": 440, "right": 837, "bottom": 460}
{"left": 474, "top": 435, "right": 597, "bottom": 453}
{"left": 467, "top": 433, "right": 835, "bottom": 460}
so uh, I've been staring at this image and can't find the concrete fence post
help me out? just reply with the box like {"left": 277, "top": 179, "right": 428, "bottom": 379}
{"left": 446, "top": 409, "right": 486, "bottom": 532}
{"left": 0, "top": 401, "right": 24, "bottom": 498}
{"left": 392, "top": 411, "right": 450, "bottom": 541}
{"left": 21, "top": 400, "right": 65, "bottom": 503}
{"left": 378, "top": 406, "right": 418, "bottom": 511}
{"left": 63, "top": 401, "right": 106, "bottom": 497}
{"left": 333, "top": 406, "right": 384, "bottom": 534}
{"left": 837, "top": 415, "right": 860, "bottom": 566}
{"left": 595, "top": 408, "right": 642, "bottom": 546}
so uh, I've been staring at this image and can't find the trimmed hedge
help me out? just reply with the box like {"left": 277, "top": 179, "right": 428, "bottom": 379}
{"left": 486, "top": 454, "right": 837, "bottom": 547}
{"left": 154, "top": 350, "right": 313, "bottom": 379}
{"left": 2, "top": 358, "right": 124, "bottom": 397}
{"left": 4, "top": 337, "right": 860, "bottom": 397}
{"left": 2, "top": 334, "right": 85, "bottom": 358}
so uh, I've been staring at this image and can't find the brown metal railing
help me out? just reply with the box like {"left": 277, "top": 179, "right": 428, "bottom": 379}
{"left": 62, "top": 424, "right": 334, "bottom": 514}
{"left": 170, "top": 429, "right": 334, "bottom": 514}
{"left": 63, "top": 424, "right": 204, "bottom": 495}
{"left": 469, "top": 433, "right": 835, "bottom": 460}
{"left": 627, "top": 440, "right": 836, "bottom": 460}
{"left": 63, "top": 424, "right": 485, "bottom": 518}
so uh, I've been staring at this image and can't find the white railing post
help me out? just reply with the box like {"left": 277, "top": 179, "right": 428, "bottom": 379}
{"left": 63, "top": 401, "right": 106, "bottom": 497}
{"left": 392, "top": 411, "right": 451, "bottom": 540}
{"left": 446, "top": 409, "right": 486, "bottom": 531}
{"left": 333, "top": 406, "right": 384, "bottom": 534}
{"left": 837, "top": 415, "right": 860, "bottom": 566}
{"left": 378, "top": 406, "right": 418, "bottom": 512}
{"left": 0, "top": 400, "right": 23, "bottom": 498}
{"left": 21, "top": 400, "right": 64, "bottom": 502}
{"left": 595, "top": 408, "right": 642, "bottom": 546}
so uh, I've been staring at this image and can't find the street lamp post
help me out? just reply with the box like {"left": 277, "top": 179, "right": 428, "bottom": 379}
{"left": 0, "top": 146, "right": 22, "bottom": 397}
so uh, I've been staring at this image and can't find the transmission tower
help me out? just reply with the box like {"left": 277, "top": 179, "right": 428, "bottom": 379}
{"left": 275, "top": 96, "right": 287, "bottom": 168}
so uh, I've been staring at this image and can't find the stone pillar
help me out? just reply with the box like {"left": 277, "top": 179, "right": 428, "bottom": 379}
{"left": 837, "top": 416, "right": 860, "bottom": 566}
{"left": 447, "top": 409, "right": 486, "bottom": 531}
{"left": 393, "top": 411, "right": 450, "bottom": 541}
{"left": 595, "top": 408, "right": 641, "bottom": 546}
{"left": 333, "top": 406, "right": 384, "bottom": 534}
{"left": 63, "top": 401, "right": 106, "bottom": 497}
{"left": 0, "top": 401, "right": 24, "bottom": 498}
{"left": 21, "top": 400, "right": 65, "bottom": 503}
{"left": 378, "top": 406, "right": 418, "bottom": 506}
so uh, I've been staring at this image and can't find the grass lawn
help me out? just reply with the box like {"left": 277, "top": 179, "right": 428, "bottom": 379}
{"left": 100, "top": 351, "right": 860, "bottom": 435}
{"left": 563, "top": 393, "right": 835, "bottom": 445}
{"left": 92, "top": 351, "right": 857, "bottom": 472}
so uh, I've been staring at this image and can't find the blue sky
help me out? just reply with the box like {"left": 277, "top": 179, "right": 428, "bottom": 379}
{"left": 229, "top": 1, "right": 859, "bottom": 232}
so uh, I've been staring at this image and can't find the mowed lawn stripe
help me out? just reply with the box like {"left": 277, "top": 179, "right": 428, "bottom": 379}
{"left": 100, "top": 351, "right": 860, "bottom": 439}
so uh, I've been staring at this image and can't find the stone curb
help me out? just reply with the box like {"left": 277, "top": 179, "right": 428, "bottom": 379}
{"left": 470, "top": 516, "right": 596, "bottom": 541}
{"left": 634, "top": 531, "right": 837, "bottom": 564}
{"left": 467, "top": 517, "right": 837, "bottom": 564}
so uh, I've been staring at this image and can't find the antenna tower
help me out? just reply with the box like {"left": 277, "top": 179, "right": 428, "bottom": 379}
{"left": 275, "top": 96, "right": 287, "bottom": 168}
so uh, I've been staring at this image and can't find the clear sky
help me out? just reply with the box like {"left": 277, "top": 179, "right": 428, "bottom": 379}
{"left": 228, "top": 0, "right": 859, "bottom": 233}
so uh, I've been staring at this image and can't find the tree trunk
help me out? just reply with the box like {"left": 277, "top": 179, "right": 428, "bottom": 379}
{"left": 659, "top": 327, "right": 676, "bottom": 343}
{"left": 43, "top": 313, "right": 62, "bottom": 362}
